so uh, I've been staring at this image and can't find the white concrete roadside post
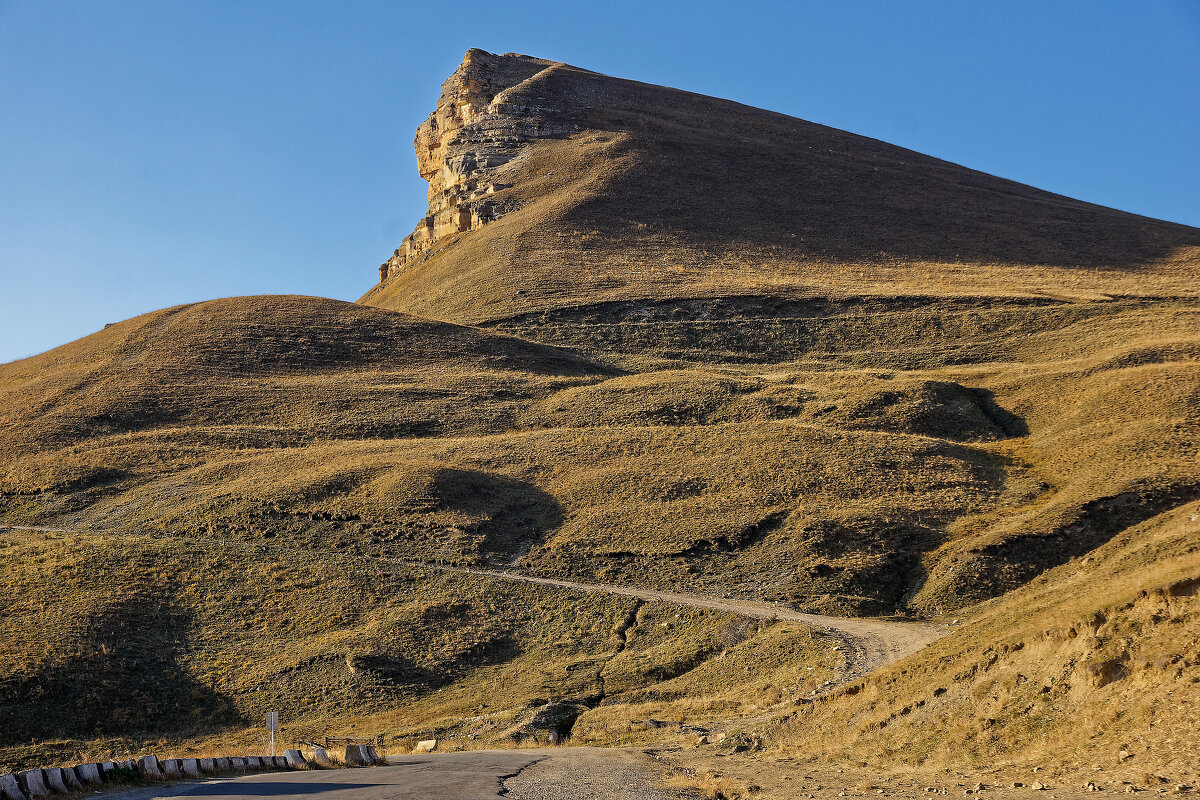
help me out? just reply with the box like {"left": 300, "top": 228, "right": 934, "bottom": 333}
{"left": 74, "top": 764, "right": 102, "bottom": 785}
{"left": 344, "top": 745, "right": 371, "bottom": 766}
{"left": 137, "top": 755, "right": 162, "bottom": 778}
{"left": 40, "top": 770, "right": 67, "bottom": 795}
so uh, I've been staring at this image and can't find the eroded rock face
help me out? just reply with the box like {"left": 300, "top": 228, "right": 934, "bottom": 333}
{"left": 379, "top": 49, "right": 572, "bottom": 282}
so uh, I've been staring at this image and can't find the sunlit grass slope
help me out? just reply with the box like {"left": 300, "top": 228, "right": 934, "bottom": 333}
{"left": 2, "top": 49, "right": 1200, "bottom": 780}
{"left": 753, "top": 500, "right": 1200, "bottom": 783}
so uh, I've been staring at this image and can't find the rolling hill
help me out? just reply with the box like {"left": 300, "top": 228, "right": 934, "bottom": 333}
{"left": 2, "top": 49, "right": 1199, "bottom": 788}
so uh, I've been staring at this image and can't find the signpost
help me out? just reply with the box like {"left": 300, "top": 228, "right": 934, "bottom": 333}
{"left": 266, "top": 711, "right": 280, "bottom": 757}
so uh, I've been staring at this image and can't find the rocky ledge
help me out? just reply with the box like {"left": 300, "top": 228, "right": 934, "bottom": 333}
{"left": 379, "top": 49, "right": 576, "bottom": 282}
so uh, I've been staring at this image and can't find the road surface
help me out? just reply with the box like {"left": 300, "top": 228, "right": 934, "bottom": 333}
{"left": 102, "top": 749, "right": 694, "bottom": 800}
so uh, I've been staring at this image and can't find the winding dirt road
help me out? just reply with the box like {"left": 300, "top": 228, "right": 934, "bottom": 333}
{"left": 5, "top": 525, "right": 944, "bottom": 686}
{"left": 381, "top": 557, "right": 945, "bottom": 685}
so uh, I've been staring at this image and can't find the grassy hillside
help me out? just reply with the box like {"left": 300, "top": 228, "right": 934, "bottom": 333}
{"left": 1, "top": 527, "right": 822, "bottom": 771}
{"left": 718, "top": 499, "right": 1200, "bottom": 789}
{"left": 3, "top": 291, "right": 1197, "bottom": 777}
{"left": 0, "top": 295, "right": 604, "bottom": 456}
{"left": 4, "top": 296, "right": 1196, "bottom": 615}
{"left": 578, "top": 502, "right": 1200, "bottom": 796}
{"left": 2, "top": 49, "right": 1199, "bottom": 782}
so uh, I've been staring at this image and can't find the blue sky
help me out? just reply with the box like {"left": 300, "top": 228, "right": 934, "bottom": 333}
{"left": 2, "top": 1, "right": 1198, "bottom": 363}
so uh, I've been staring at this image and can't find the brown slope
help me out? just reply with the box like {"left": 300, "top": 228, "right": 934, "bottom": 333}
{"left": 0, "top": 294, "right": 605, "bottom": 458}
{"left": 765, "top": 499, "right": 1200, "bottom": 776}
{"left": 362, "top": 49, "right": 1200, "bottom": 325}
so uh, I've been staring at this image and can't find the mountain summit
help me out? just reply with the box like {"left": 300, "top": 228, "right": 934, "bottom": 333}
{"left": 363, "top": 49, "right": 1199, "bottom": 323}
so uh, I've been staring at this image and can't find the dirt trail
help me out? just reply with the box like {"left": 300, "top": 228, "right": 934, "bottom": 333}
{"left": 383, "top": 558, "right": 945, "bottom": 683}
{"left": 3, "top": 524, "right": 944, "bottom": 686}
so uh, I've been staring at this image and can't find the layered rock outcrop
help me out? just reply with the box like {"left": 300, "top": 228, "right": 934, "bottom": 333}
{"left": 379, "top": 49, "right": 575, "bottom": 282}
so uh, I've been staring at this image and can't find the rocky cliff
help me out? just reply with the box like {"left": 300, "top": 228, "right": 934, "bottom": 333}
{"left": 379, "top": 50, "right": 576, "bottom": 282}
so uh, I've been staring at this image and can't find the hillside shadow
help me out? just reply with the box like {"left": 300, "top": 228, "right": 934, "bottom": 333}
{"left": 346, "top": 632, "right": 518, "bottom": 694}
{"left": 964, "top": 482, "right": 1200, "bottom": 603}
{"left": 0, "top": 594, "right": 237, "bottom": 744}
{"left": 427, "top": 468, "right": 565, "bottom": 563}
{"left": 971, "top": 388, "right": 1028, "bottom": 438}
{"left": 786, "top": 518, "right": 948, "bottom": 616}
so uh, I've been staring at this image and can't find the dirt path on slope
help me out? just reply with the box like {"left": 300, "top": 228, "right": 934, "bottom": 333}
{"left": 3, "top": 525, "right": 944, "bottom": 686}
{"left": 381, "top": 558, "right": 945, "bottom": 684}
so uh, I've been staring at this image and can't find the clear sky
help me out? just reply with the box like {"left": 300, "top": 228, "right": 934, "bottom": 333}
{"left": 2, "top": 1, "right": 1198, "bottom": 364}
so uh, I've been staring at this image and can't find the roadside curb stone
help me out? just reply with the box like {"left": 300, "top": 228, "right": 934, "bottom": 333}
{"left": 137, "top": 755, "right": 162, "bottom": 778}
{"left": 40, "top": 770, "right": 67, "bottom": 795}
{"left": 344, "top": 745, "right": 372, "bottom": 766}
{"left": 60, "top": 768, "right": 83, "bottom": 791}
{"left": 74, "top": 764, "right": 102, "bottom": 785}
{"left": 16, "top": 771, "right": 46, "bottom": 799}
{"left": 0, "top": 774, "right": 30, "bottom": 800}
{"left": 8, "top": 743, "right": 359, "bottom": 797}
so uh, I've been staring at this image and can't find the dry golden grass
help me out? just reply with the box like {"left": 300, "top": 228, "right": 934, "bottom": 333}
{"left": 0, "top": 527, "right": 764, "bottom": 771}
{"left": 757, "top": 500, "right": 1200, "bottom": 783}
{"left": 6, "top": 296, "right": 1197, "bottom": 614}
{"left": 569, "top": 620, "right": 838, "bottom": 747}
{"left": 663, "top": 767, "right": 751, "bottom": 800}
{"left": 3, "top": 290, "right": 1199, "bottom": 778}
{"left": 3, "top": 50, "right": 1200, "bottom": 784}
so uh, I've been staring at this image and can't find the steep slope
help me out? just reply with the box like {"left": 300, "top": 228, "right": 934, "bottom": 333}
{"left": 573, "top": 503, "right": 1200, "bottom": 792}
{"left": 355, "top": 50, "right": 1200, "bottom": 619}
{"left": 362, "top": 50, "right": 1200, "bottom": 324}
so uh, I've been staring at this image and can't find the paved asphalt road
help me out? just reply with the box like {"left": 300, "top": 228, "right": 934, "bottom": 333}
{"left": 104, "top": 748, "right": 693, "bottom": 800}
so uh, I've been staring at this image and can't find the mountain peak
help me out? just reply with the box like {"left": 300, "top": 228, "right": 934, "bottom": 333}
{"left": 367, "top": 52, "right": 1200, "bottom": 323}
